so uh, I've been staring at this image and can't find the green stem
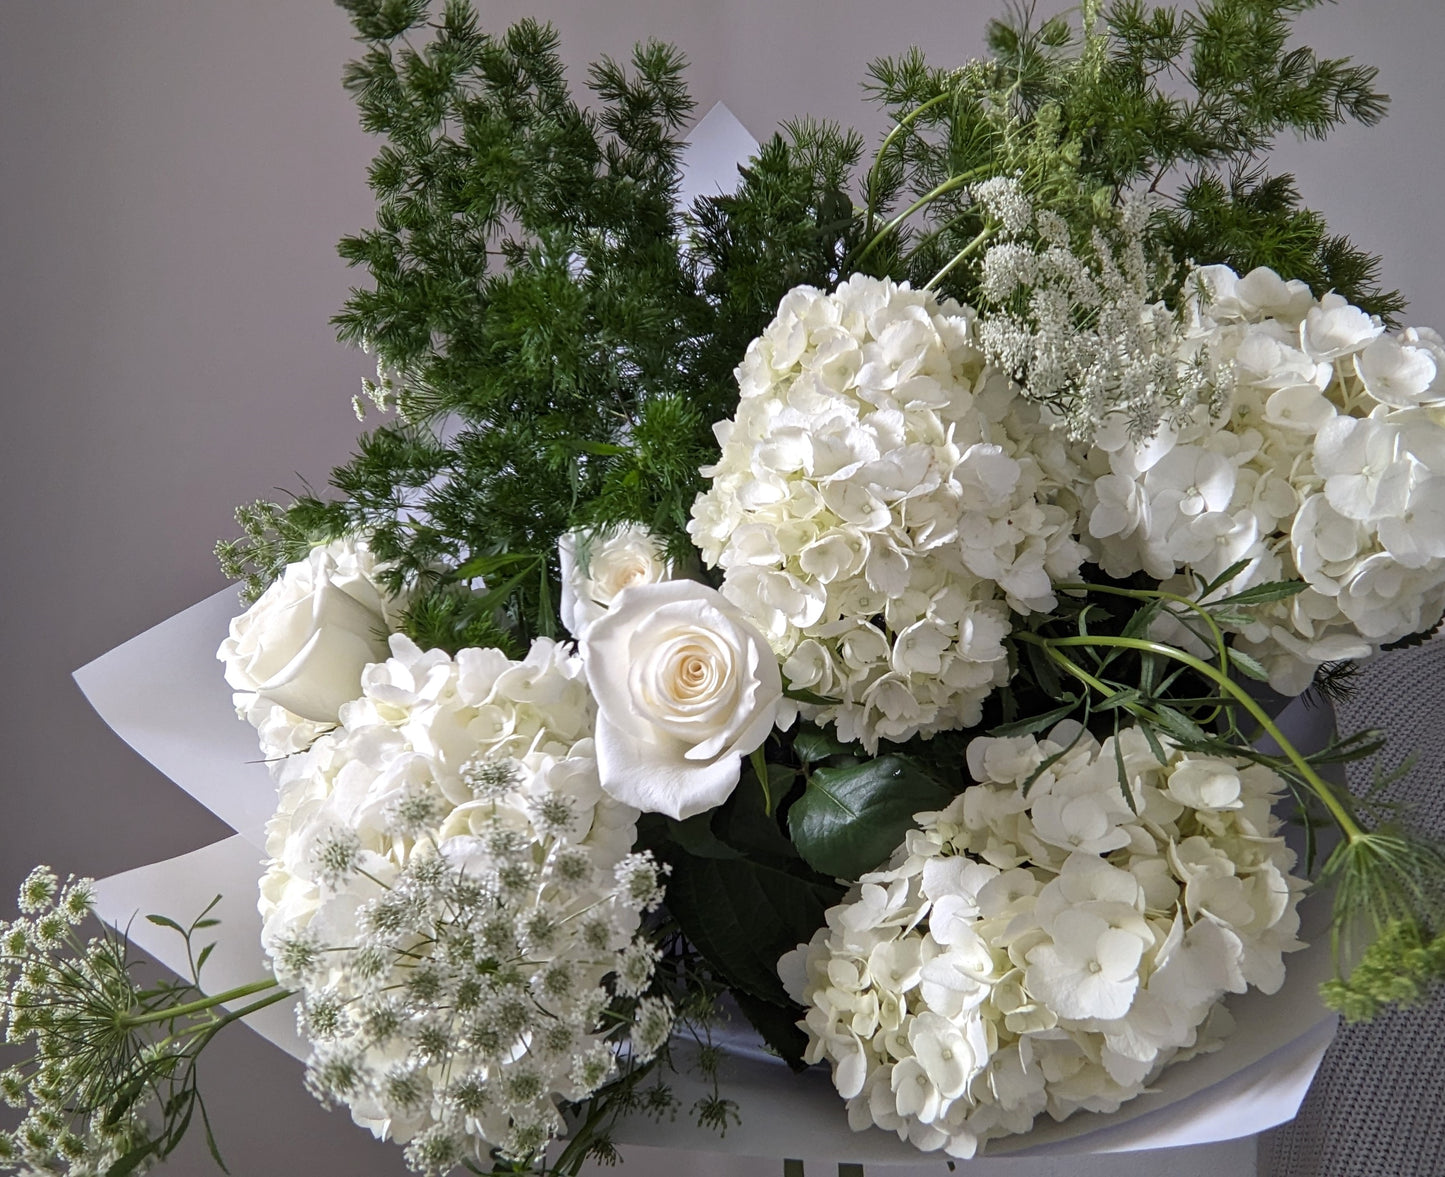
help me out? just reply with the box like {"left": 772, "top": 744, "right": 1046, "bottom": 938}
{"left": 854, "top": 169, "right": 991, "bottom": 266}
{"left": 1016, "top": 632, "right": 1365, "bottom": 839}
{"left": 864, "top": 91, "right": 957, "bottom": 235}
{"left": 551, "top": 1094, "right": 612, "bottom": 1175}
{"left": 119, "top": 979, "right": 280, "bottom": 1030}
{"left": 926, "top": 223, "right": 996, "bottom": 289}
{"left": 1054, "top": 581, "right": 1230, "bottom": 669}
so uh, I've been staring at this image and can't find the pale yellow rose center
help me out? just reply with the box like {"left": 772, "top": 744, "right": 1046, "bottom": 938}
{"left": 667, "top": 643, "right": 721, "bottom": 702}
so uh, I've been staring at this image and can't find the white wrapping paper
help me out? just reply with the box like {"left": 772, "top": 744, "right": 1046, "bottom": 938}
{"left": 73, "top": 103, "right": 1334, "bottom": 1171}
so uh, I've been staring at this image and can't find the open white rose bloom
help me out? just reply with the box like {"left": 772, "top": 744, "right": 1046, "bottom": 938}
{"left": 25, "top": 4, "right": 1445, "bottom": 1174}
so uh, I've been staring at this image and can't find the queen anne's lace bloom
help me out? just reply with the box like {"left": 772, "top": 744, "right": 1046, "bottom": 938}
{"left": 1084, "top": 265, "right": 1445, "bottom": 692}
{"left": 689, "top": 274, "right": 1087, "bottom": 752}
{"left": 781, "top": 723, "right": 1304, "bottom": 1159}
{"left": 259, "top": 635, "right": 668, "bottom": 1171}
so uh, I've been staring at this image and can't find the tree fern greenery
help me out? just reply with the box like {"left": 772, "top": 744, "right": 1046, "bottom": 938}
{"left": 219, "top": 0, "right": 1400, "bottom": 656}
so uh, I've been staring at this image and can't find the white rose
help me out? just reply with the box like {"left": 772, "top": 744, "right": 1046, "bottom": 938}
{"left": 581, "top": 579, "right": 783, "bottom": 820}
{"left": 218, "top": 539, "right": 395, "bottom": 729}
{"left": 558, "top": 524, "right": 674, "bottom": 637}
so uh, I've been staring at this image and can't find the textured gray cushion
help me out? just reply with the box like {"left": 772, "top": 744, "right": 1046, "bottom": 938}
{"left": 1260, "top": 636, "right": 1445, "bottom": 1177}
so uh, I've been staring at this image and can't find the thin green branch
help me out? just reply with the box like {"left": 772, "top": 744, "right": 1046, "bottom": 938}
{"left": 1016, "top": 631, "right": 1364, "bottom": 839}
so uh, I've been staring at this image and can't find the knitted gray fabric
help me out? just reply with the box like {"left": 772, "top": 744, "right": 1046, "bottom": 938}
{"left": 1259, "top": 636, "right": 1445, "bottom": 1177}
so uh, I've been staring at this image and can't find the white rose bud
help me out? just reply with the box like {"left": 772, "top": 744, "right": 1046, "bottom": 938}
{"left": 218, "top": 539, "right": 396, "bottom": 731}
{"left": 581, "top": 579, "right": 783, "bottom": 820}
{"left": 558, "top": 524, "right": 674, "bottom": 637}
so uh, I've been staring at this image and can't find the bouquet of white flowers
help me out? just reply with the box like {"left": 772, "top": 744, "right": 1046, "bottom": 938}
{"left": 6, "top": 1, "right": 1445, "bottom": 1175}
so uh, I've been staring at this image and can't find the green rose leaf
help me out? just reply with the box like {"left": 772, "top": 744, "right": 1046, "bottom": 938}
{"left": 657, "top": 849, "right": 841, "bottom": 1006}
{"left": 787, "top": 755, "right": 952, "bottom": 880}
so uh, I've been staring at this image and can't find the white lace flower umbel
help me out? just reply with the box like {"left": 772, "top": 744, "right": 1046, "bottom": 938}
{"left": 259, "top": 635, "right": 668, "bottom": 1170}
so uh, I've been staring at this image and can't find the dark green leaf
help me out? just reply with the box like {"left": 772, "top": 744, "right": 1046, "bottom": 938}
{"left": 788, "top": 756, "right": 951, "bottom": 879}
{"left": 713, "top": 767, "right": 800, "bottom": 864}
{"left": 1094, "top": 687, "right": 1144, "bottom": 712}
{"left": 106, "top": 1138, "right": 161, "bottom": 1177}
{"left": 1199, "top": 558, "right": 1252, "bottom": 597}
{"left": 145, "top": 914, "right": 185, "bottom": 934}
{"left": 1151, "top": 703, "right": 1209, "bottom": 744}
{"left": 730, "top": 990, "right": 810, "bottom": 1072}
{"left": 665, "top": 813, "right": 744, "bottom": 861}
{"left": 1139, "top": 720, "right": 1168, "bottom": 764}
{"left": 1022, "top": 637, "right": 1063, "bottom": 698}
{"left": 451, "top": 550, "right": 540, "bottom": 582}
{"left": 657, "top": 851, "right": 840, "bottom": 1005}
{"left": 1019, "top": 716, "right": 1090, "bottom": 796}
{"left": 1120, "top": 602, "right": 1162, "bottom": 641}
{"left": 987, "top": 696, "right": 1080, "bottom": 737}
{"left": 1213, "top": 579, "right": 1307, "bottom": 606}
{"left": 792, "top": 725, "right": 862, "bottom": 765}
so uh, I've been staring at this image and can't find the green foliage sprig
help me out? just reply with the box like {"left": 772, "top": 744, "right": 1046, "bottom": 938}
{"left": 861, "top": 0, "right": 1402, "bottom": 316}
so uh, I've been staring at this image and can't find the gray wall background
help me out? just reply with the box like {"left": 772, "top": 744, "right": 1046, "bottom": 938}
{"left": 1, "top": 1, "right": 1442, "bottom": 1173}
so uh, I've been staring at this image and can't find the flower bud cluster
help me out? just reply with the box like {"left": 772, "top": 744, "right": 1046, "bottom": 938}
{"left": 781, "top": 724, "right": 1304, "bottom": 1159}
{"left": 1085, "top": 265, "right": 1445, "bottom": 692}
{"left": 689, "top": 274, "right": 1086, "bottom": 752}
{"left": 259, "top": 635, "right": 671, "bottom": 1172}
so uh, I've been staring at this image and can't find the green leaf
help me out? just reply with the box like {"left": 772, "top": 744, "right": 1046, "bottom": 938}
{"left": 749, "top": 747, "right": 774, "bottom": 813}
{"left": 1120, "top": 601, "right": 1162, "bottom": 641}
{"left": 1094, "top": 687, "right": 1144, "bottom": 712}
{"left": 665, "top": 813, "right": 744, "bottom": 861}
{"left": 1022, "top": 636, "right": 1063, "bottom": 698}
{"left": 1198, "top": 558, "right": 1252, "bottom": 597}
{"left": 713, "top": 768, "right": 800, "bottom": 864}
{"left": 1213, "top": 579, "right": 1307, "bottom": 606}
{"left": 783, "top": 685, "right": 835, "bottom": 706}
{"left": 452, "top": 550, "right": 540, "bottom": 581}
{"left": 1151, "top": 703, "right": 1209, "bottom": 744}
{"left": 106, "top": 1138, "right": 160, "bottom": 1177}
{"left": 657, "top": 851, "right": 841, "bottom": 1005}
{"left": 987, "top": 696, "right": 1080, "bottom": 737}
{"left": 730, "top": 990, "right": 810, "bottom": 1072}
{"left": 1227, "top": 648, "right": 1270, "bottom": 682}
{"left": 787, "top": 756, "right": 951, "bottom": 880}
{"left": 1139, "top": 720, "right": 1168, "bottom": 765}
{"left": 145, "top": 914, "right": 185, "bottom": 934}
{"left": 792, "top": 724, "right": 861, "bottom": 765}
{"left": 567, "top": 440, "right": 631, "bottom": 457}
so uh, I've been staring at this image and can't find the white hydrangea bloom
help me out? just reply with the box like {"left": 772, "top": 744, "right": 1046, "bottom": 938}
{"left": 1082, "top": 265, "right": 1445, "bottom": 693}
{"left": 782, "top": 724, "right": 1304, "bottom": 1158}
{"left": 219, "top": 538, "right": 406, "bottom": 758}
{"left": 689, "top": 274, "right": 1087, "bottom": 752}
{"left": 260, "top": 634, "right": 668, "bottom": 1171}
